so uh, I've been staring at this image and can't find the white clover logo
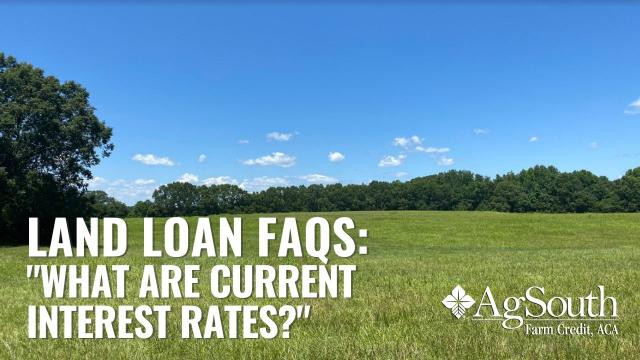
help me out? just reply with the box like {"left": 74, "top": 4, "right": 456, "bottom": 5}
{"left": 442, "top": 285, "right": 476, "bottom": 319}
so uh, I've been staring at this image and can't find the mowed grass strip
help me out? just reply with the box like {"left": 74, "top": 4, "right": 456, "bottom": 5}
{"left": 0, "top": 212, "right": 639, "bottom": 359}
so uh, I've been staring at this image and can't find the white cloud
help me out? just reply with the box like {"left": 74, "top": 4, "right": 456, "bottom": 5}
{"left": 328, "top": 152, "right": 345, "bottom": 162}
{"left": 266, "top": 132, "right": 293, "bottom": 142}
{"left": 393, "top": 135, "right": 422, "bottom": 148}
{"left": 392, "top": 136, "right": 450, "bottom": 159}
{"left": 201, "top": 176, "right": 239, "bottom": 186}
{"left": 133, "top": 179, "right": 155, "bottom": 185}
{"left": 299, "top": 174, "right": 339, "bottom": 184}
{"left": 238, "top": 139, "right": 250, "bottom": 145}
{"left": 87, "top": 177, "right": 157, "bottom": 205}
{"left": 395, "top": 171, "right": 408, "bottom": 178}
{"left": 589, "top": 142, "right": 599, "bottom": 149}
{"left": 415, "top": 146, "right": 450, "bottom": 154}
{"left": 243, "top": 152, "right": 296, "bottom": 167}
{"left": 378, "top": 154, "right": 406, "bottom": 167}
{"left": 198, "top": 154, "right": 207, "bottom": 163}
{"left": 110, "top": 179, "right": 127, "bottom": 186}
{"left": 175, "top": 174, "right": 241, "bottom": 187}
{"left": 473, "top": 128, "right": 490, "bottom": 135}
{"left": 177, "top": 173, "right": 199, "bottom": 183}
{"left": 240, "top": 176, "right": 289, "bottom": 192}
{"left": 624, "top": 97, "right": 640, "bottom": 115}
{"left": 132, "top": 153, "right": 175, "bottom": 166}
{"left": 437, "top": 157, "right": 454, "bottom": 166}
{"left": 529, "top": 136, "right": 539, "bottom": 143}
{"left": 86, "top": 176, "right": 107, "bottom": 187}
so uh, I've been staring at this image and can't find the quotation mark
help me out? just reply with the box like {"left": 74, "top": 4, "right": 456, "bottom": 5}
{"left": 27, "top": 265, "right": 43, "bottom": 278}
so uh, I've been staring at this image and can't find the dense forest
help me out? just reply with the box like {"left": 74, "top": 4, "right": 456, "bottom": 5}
{"left": 91, "top": 165, "right": 640, "bottom": 217}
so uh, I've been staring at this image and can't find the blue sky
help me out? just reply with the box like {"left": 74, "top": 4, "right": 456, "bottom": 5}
{"left": 1, "top": 3, "right": 639, "bottom": 204}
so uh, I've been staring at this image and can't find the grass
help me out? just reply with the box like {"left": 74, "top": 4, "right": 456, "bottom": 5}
{"left": 1, "top": 211, "right": 639, "bottom": 359}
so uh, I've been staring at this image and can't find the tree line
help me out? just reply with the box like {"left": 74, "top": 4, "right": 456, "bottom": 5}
{"left": 101, "top": 165, "right": 640, "bottom": 217}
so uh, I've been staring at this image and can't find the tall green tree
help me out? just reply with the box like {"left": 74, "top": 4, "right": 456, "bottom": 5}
{"left": 85, "top": 190, "right": 129, "bottom": 218}
{"left": 617, "top": 168, "right": 640, "bottom": 212}
{"left": 0, "top": 53, "right": 113, "bottom": 244}
{"left": 152, "top": 182, "right": 202, "bottom": 216}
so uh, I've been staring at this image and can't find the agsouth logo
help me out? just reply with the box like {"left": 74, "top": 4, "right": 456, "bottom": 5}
{"left": 442, "top": 285, "right": 620, "bottom": 336}
{"left": 442, "top": 285, "right": 475, "bottom": 318}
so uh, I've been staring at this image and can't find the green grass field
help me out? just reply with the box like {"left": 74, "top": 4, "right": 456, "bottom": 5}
{"left": 1, "top": 211, "right": 639, "bottom": 359}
